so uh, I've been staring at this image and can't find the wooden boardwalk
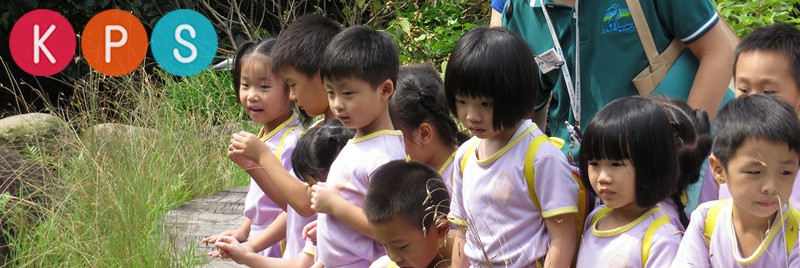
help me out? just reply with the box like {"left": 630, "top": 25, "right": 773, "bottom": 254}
{"left": 162, "top": 187, "right": 249, "bottom": 267}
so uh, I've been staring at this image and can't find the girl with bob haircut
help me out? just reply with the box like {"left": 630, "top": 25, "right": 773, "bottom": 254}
{"left": 576, "top": 96, "right": 683, "bottom": 267}
{"left": 446, "top": 26, "right": 580, "bottom": 268}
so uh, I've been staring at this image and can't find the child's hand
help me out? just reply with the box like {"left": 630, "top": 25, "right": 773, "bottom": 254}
{"left": 209, "top": 235, "right": 254, "bottom": 263}
{"left": 229, "top": 131, "right": 269, "bottom": 162}
{"left": 227, "top": 144, "right": 259, "bottom": 170}
{"left": 310, "top": 182, "right": 344, "bottom": 214}
{"left": 201, "top": 229, "right": 246, "bottom": 245}
{"left": 302, "top": 220, "right": 318, "bottom": 245}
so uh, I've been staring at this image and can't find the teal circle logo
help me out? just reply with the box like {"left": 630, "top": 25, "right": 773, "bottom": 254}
{"left": 151, "top": 9, "right": 217, "bottom": 76}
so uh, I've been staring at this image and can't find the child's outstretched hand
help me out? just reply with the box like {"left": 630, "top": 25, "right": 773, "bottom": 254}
{"left": 302, "top": 220, "right": 318, "bottom": 246}
{"left": 310, "top": 182, "right": 345, "bottom": 214}
{"left": 209, "top": 235, "right": 255, "bottom": 263}
{"left": 229, "top": 131, "right": 269, "bottom": 162}
{"left": 201, "top": 229, "right": 246, "bottom": 245}
{"left": 227, "top": 144, "right": 260, "bottom": 170}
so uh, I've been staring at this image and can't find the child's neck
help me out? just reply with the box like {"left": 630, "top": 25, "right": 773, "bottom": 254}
{"left": 731, "top": 204, "right": 775, "bottom": 257}
{"left": 598, "top": 204, "right": 652, "bottom": 231}
{"left": 477, "top": 121, "right": 522, "bottom": 160}
{"left": 263, "top": 112, "right": 293, "bottom": 135}
{"left": 355, "top": 108, "right": 393, "bottom": 138}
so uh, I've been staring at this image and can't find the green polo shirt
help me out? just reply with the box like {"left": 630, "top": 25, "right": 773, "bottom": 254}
{"left": 503, "top": 0, "right": 719, "bottom": 159}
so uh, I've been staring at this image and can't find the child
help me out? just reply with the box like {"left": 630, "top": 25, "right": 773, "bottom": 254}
{"left": 212, "top": 121, "right": 354, "bottom": 267}
{"left": 391, "top": 63, "right": 468, "bottom": 188}
{"left": 722, "top": 23, "right": 800, "bottom": 210}
{"left": 308, "top": 25, "right": 406, "bottom": 267}
{"left": 673, "top": 94, "right": 800, "bottom": 267}
{"left": 445, "top": 27, "right": 579, "bottom": 268}
{"left": 655, "top": 97, "right": 713, "bottom": 230}
{"left": 365, "top": 160, "right": 451, "bottom": 268}
{"left": 203, "top": 37, "right": 301, "bottom": 257}
{"left": 271, "top": 13, "right": 342, "bottom": 123}
{"left": 576, "top": 96, "right": 683, "bottom": 267}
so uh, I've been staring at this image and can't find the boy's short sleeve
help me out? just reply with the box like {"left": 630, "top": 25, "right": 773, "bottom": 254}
{"left": 671, "top": 202, "right": 712, "bottom": 268}
{"left": 654, "top": 0, "right": 719, "bottom": 43}
{"left": 533, "top": 142, "right": 578, "bottom": 218}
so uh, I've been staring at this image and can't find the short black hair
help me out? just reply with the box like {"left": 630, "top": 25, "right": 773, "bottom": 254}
{"left": 291, "top": 120, "right": 354, "bottom": 182}
{"left": 712, "top": 94, "right": 800, "bottom": 168}
{"left": 578, "top": 96, "right": 678, "bottom": 207}
{"left": 320, "top": 26, "right": 399, "bottom": 88}
{"left": 654, "top": 97, "right": 712, "bottom": 227}
{"left": 364, "top": 160, "right": 450, "bottom": 230}
{"left": 735, "top": 23, "right": 800, "bottom": 90}
{"left": 391, "top": 63, "right": 469, "bottom": 146}
{"left": 444, "top": 27, "right": 537, "bottom": 131}
{"left": 271, "top": 14, "right": 342, "bottom": 77}
{"left": 232, "top": 37, "right": 282, "bottom": 100}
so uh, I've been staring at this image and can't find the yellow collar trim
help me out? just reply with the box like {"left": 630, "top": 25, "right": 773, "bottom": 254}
{"left": 592, "top": 207, "right": 661, "bottom": 237}
{"left": 258, "top": 113, "right": 298, "bottom": 142}
{"left": 438, "top": 151, "right": 456, "bottom": 175}
{"left": 475, "top": 123, "right": 537, "bottom": 166}
{"left": 351, "top": 130, "right": 402, "bottom": 143}
{"left": 731, "top": 203, "right": 791, "bottom": 264}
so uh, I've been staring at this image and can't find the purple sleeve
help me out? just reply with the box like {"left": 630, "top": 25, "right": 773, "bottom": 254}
{"left": 644, "top": 226, "right": 681, "bottom": 268}
{"left": 671, "top": 204, "right": 711, "bottom": 268}
{"left": 448, "top": 143, "right": 469, "bottom": 226}
{"left": 534, "top": 144, "right": 579, "bottom": 217}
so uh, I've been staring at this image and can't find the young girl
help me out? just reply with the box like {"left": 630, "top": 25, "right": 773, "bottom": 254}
{"left": 445, "top": 27, "right": 579, "bottom": 268}
{"left": 203, "top": 37, "right": 301, "bottom": 257}
{"left": 655, "top": 98, "right": 713, "bottom": 231}
{"left": 390, "top": 63, "right": 468, "bottom": 188}
{"left": 576, "top": 96, "right": 683, "bottom": 267}
{"left": 212, "top": 121, "right": 355, "bottom": 267}
{"left": 673, "top": 94, "right": 800, "bottom": 267}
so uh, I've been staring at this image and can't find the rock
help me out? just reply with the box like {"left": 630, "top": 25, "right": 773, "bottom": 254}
{"left": 0, "top": 146, "right": 61, "bottom": 266}
{"left": 0, "top": 113, "right": 68, "bottom": 149}
{"left": 161, "top": 186, "right": 249, "bottom": 267}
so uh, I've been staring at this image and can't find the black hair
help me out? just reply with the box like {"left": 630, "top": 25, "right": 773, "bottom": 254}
{"left": 232, "top": 38, "right": 283, "bottom": 100}
{"left": 320, "top": 25, "right": 400, "bottom": 88}
{"left": 578, "top": 96, "right": 678, "bottom": 208}
{"left": 271, "top": 14, "right": 343, "bottom": 77}
{"left": 712, "top": 94, "right": 800, "bottom": 168}
{"left": 735, "top": 23, "right": 800, "bottom": 90}
{"left": 444, "top": 27, "right": 537, "bottom": 131}
{"left": 291, "top": 120, "right": 355, "bottom": 182}
{"left": 391, "top": 63, "right": 470, "bottom": 146}
{"left": 655, "top": 97, "right": 712, "bottom": 227}
{"left": 364, "top": 160, "right": 450, "bottom": 231}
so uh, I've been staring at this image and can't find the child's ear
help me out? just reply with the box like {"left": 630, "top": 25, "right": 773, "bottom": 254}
{"left": 708, "top": 155, "right": 727, "bottom": 185}
{"left": 379, "top": 79, "right": 394, "bottom": 100}
{"left": 434, "top": 218, "right": 449, "bottom": 239}
{"left": 418, "top": 123, "right": 433, "bottom": 146}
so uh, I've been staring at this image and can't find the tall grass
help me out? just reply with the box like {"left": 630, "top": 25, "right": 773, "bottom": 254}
{"left": 4, "top": 67, "right": 254, "bottom": 267}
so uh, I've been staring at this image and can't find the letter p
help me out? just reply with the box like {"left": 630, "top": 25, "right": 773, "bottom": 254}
{"left": 105, "top": 25, "right": 128, "bottom": 63}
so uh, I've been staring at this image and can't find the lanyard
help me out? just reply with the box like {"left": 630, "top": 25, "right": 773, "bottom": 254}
{"left": 534, "top": 0, "right": 581, "bottom": 126}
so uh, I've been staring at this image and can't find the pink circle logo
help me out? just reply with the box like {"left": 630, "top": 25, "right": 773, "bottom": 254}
{"left": 9, "top": 9, "right": 76, "bottom": 76}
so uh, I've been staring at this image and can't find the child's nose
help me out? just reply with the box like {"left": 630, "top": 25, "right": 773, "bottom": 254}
{"left": 761, "top": 178, "right": 779, "bottom": 196}
{"left": 387, "top": 250, "right": 403, "bottom": 264}
{"left": 288, "top": 90, "right": 297, "bottom": 102}
{"left": 331, "top": 96, "right": 344, "bottom": 111}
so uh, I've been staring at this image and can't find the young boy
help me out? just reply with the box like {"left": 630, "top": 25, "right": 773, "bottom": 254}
{"left": 672, "top": 94, "right": 800, "bottom": 267}
{"left": 720, "top": 23, "right": 800, "bottom": 209}
{"left": 308, "top": 25, "right": 407, "bottom": 267}
{"left": 271, "top": 13, "right": 342, "bottom": 122}
{"left": 364, "top": 160, "right": 451, "bottom": 268}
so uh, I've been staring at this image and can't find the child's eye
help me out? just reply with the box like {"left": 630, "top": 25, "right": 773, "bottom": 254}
{"left": 587, "top": 161, "right": 598, "bottom": 166}
{"left": 260, "top": 85, "right": 270, "bottom": 90}
{"left": 481, "top": 102, "right": 494, "bottom": 107}
{"left": 737, "top": 88, "right": 750, "bottom": 94}
{"left": 342, "top": 91, "right": 354, "bottom": 96}
{"left": 763, "top": 90, "right": 777, "bottom": 95}
{"left": 744, "top": 170, "right": 761, "bottom": 175}
{"left": 455, "top": 99, "right": 466, "bottom": 104}
{"left": 241, "top": 83, "right": 249, "bottom": 88}
{"left": 326, "top": 90, "right": 334, "bottom": 96}
{"left": 781, "top": 170, "right": 794, "bottom": 176}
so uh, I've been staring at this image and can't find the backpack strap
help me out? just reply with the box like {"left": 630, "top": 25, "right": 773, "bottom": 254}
{"left": 641, "top": 214, "right": 670, "bottom": 267}
{"left": 276, "top": 126, "right": 302, "bottom": 162}
{"left": 703, "top": 200, "right": 726, "bottom": 247}
{"left": 784, "top": 207, "right": 799, "bottom": 256}
{"left": 523, "top": 135, "right": 551, "bottom": 213}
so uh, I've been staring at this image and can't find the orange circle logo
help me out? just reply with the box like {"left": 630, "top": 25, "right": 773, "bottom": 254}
{"left": 81, "top": 9, "right": 147, "bottom": 76}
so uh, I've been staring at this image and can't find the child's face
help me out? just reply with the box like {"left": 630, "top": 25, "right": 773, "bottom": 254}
{"left": 735, "top": 50, "right": 800, "bottom": 113}
{"left": 454, "top": 95, "right": 497, "bottom": 139}
{"left": 370, "top": 216, "right": 444, "bottom": 268}
{"left": 710, "top": 138, "right": 799, "bottom": 220}
{"left": 587, "top": 159, "right": 638, "bottom": 210}
{"left": 280, "top": 66, "right": 329, "bottom": 117}
{"left": 325, "top": 77, "right": 392, "bottom": 134}
{"left": 239, "top": 57, "right": 291, "bottom": 129}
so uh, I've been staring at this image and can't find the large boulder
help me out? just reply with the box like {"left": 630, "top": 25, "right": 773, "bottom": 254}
{"left": 0, "top": 113, "right": 68, "bottom": 149}
{"left": 0, "top": 147, "right": 61, "bottom": 265}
